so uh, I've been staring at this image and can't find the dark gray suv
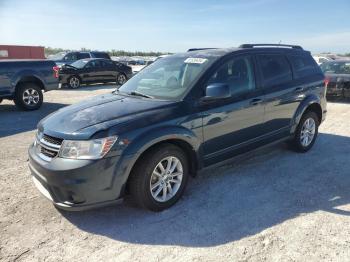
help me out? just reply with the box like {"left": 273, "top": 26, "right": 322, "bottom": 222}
{"left": 29, "top": 44, "right": 327, "bottom": 211}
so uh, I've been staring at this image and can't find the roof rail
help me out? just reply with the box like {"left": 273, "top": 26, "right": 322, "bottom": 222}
{"left": 239, "top": 44, "right": 303, "bottom": 50}
{"left": 187, "top": 48, "right": 217, "bottom": 52}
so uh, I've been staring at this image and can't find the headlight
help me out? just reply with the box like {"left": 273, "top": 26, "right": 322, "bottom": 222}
{"left": 58, "top": 136, "right": 117, "bottom": 160}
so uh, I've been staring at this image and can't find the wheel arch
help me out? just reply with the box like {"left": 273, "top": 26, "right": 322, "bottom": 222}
{"left": 291, "top": 95, "right": 322, "bottom": 133}
{"left": 15, "top": 75, "right": 45, "bottom": 91}
{"left": 120, "top": 127, "right": 202, "bottom": 195}
{"left": 69, "top": 74, "right": 82, "bottom": 82}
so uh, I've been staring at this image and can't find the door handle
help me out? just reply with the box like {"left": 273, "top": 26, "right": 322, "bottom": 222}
{"left": 250, "top": 98, "right": 263, "bottom": 105}
{"left": 294, "top": 87, "right": 304, "bottom": 92}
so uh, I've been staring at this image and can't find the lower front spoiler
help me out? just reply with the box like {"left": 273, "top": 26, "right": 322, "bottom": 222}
{"left": 32, "top": 175, "right": 123, "bottom": 211}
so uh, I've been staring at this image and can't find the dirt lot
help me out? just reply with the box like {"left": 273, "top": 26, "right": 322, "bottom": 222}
{"left": 1, "top": 85, "right": 350, "bottom": 262}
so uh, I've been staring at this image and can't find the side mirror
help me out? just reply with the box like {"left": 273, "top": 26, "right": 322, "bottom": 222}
{"left": 202, "top": 83, "right": 230, "bottom": 101}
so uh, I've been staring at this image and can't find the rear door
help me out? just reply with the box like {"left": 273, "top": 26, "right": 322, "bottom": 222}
{"left": 200, "top": 55, "right": 266, "bottom": 166}
{"left": 100, "top": 60, "right": 117, "bottom": 82}
{"left": 83, "top": 60, "right": 101, "bottom": 83}
{"left": 256, "top": 53, "right": 300, "bottom": 136}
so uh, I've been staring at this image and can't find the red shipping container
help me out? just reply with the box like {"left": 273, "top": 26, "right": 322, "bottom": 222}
{"left": 0, "top": 45, "right": 45, "bottom": 59}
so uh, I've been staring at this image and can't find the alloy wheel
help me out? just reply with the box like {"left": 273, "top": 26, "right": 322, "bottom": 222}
{"left": 69, "top": 77, "right": 80, "bottom": 88}
{"left": 117, "top": 74, "right": 126, "bottom": 85}
{"left": 22, "top": 88, "right": 40, "bottom": 105}
{"left": 149, "top": 156, "right": 183, "bottom": 202}
{"left": 300, "top": 117, "right": 316, "bottom": 147}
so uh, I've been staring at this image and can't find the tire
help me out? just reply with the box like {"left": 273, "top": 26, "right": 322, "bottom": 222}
{"left": 14, "top": 83, "right": 43, "bottom": 111}
{"left": 68, "top": 75, "right": 81, "bottom": 89}
{"left": 129, "top": 144, "right": 189, "bottom": 211}
{"left": 0, "top": 98, "right": 2, "bottom": 103}
{"left": 116, "top": 73, "right": 127, "bottom": 85}
{"left": 291, "top": 111, "right": 319, "bottom": 152}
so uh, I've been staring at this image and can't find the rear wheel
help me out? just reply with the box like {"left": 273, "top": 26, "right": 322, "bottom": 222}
{"left": 116, "top": 73, "right": 127, "bottom": 85}
{"left": 291, "top": 111, "right": 319, "bottom": 152}
{"left": 129, "top": 144, "right": 189, "bottom": 211}
{"left": 14, "top": 83, "right": 43, "bottom": 110}
{"left": 68, "top": 76, "right": 81, "bottom": 88}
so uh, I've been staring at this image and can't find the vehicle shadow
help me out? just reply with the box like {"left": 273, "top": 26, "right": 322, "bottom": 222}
{"left": 61, "top": 133, "right": 350, "bottom": 247}
{"left": 60, "top": 83, "right": 119, "bottom": 92}
{"left": 0, "top": 102, "right": 68, "bottom": 138}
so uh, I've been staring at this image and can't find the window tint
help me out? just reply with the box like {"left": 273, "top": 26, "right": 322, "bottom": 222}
{"left": 320, "top": 61, "right": 350, "bottom": 75}
{"left": 64, "top": 53, "right": 78, "bottom": 61}
{"left": 288, "top": 55, "right": 320, "bottom": 78}
{"left": 91, "top": 52, "right": 110, "bottom": 59}
{"left": 101, "top": 60, "right": 114, "bottom": 67}
{"left": 207, "top": 56, "right": 256, "bottom": 96}
{"left": 86, "top": 60, "right": 100, "bottom": 68}
{"left": 258, "top": 54, "right": 292, "bottom": 87}
{"left": 78, "top": 52, "right": 90, "bottom": 59}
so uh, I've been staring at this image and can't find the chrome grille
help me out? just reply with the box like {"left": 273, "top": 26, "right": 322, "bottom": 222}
{"left": 42, "top": 134, "right": 63, "bottom": 145}
{"left": 37, "top": 133, "right": 63, "bottom": 161}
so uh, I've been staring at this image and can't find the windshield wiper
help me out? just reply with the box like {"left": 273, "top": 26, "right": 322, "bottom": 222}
{"left": 129, "top": 90, "right": 154, "bottom": 99}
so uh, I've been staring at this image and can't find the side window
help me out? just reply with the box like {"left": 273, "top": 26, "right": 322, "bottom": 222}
{"left": 257, "top": 54, "right": 292, "bottom": 87}
{"left": 207, "top": 56, "right": 256, "bottom": 96}
{"left": 288, "top": 55, "right": 321, "bottom": 78}
{"left": 102, "top": 60, "right": 114, "bottom": 68}
{"left": 86, "top": 61, "right": 100, "bottom": 69}
{"left": 92, "top": 52, "right": 110, "bottom": 59}
{"left": 64, "top": 53, "right": 78, "bottom": 61}
{"left": 78, "top": 53, "right": 90, "bottom": 59}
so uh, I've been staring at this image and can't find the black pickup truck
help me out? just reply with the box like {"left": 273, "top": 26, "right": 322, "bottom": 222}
{"left": 0, "top": 60, "right": 59, "bottom": 110}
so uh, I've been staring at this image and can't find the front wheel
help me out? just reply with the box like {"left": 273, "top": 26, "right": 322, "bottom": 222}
{"left": 129, "top": 144, "right": 189, "bottom": 211}
{"left": 116, "top": 73, "right": 127, "bottom": 85}
{"left": 291, "top": 111, "right": 319, "bottom": 152}
{"left": 14, "top": 83, "right": 43, "bottom": 110}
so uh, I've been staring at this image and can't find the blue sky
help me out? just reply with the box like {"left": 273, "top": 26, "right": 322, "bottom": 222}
{"left": 0, "top": 0, "right": 349, "bottom": 53}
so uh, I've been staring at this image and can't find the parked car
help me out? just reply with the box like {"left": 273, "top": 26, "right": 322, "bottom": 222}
{"left": 313, "top": 55, "right": 331, "bottom": 65}
{"left": 52, "top": 51, "right": 111, "bottom": 66}
{"left": 0, "top": 60, "right": 59, "bottom": 110}
{"left": 321, "top": 60, "right": 350, "bottom": 98}
{"left": 58, "top": 58, "right": 132, "bottom": 88}
{"left": 29, "top": 44, "right": 327, "bottom": 211}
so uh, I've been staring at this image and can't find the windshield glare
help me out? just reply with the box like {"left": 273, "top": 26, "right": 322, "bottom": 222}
{"left": 321, "top": 61, "right": 350, "bottom": 74}
{"left": 118, "top": 55, "right": 214, "bottom": 100}
{"left": 71, "top": 59, "right": 89, "bottom": 68}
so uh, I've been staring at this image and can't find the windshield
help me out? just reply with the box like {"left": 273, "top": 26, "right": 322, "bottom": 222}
{"left": 320, "top": 61, "right": 350, "bottom": 74}
{"left": 71, "top": 59, "right": 89, "bottom": 68}
{"left": 118, "top": 55, "right": 214, "bottom": 100}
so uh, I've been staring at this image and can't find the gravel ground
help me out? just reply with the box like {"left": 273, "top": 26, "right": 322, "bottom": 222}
{"left": 1, "top": 85, "right": 350, "bottom": 262}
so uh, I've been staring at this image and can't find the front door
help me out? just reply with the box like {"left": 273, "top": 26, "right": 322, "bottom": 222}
{"left": 200, "top": 55, "right": 266, "bottom": 166}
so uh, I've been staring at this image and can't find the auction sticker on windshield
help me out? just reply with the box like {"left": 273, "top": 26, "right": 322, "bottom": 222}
{"left": 184, "top": 58, "right": 208, "bottom": 64}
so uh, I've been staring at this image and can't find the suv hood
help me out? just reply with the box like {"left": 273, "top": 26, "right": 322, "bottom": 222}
{"left": 38, "top": 93, "right": 176, "bottom": 139}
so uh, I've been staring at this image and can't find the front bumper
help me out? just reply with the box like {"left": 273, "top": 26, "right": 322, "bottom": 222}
{"left": 28, "top": 144, "right": 128, "bottom": 211}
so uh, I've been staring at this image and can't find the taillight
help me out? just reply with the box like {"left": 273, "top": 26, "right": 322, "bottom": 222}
{"left": 324, "top": 77, "right": 330, "bottom": 88}
{"left": 53, "top": 66, "right": 59, "bottom": 78}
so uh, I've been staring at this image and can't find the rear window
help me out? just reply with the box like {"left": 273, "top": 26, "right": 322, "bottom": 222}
{"left": 91, "top": 52, "right": 110, "bottom": 59}
{"left": 288, "top": 55, "right": 320, "bottom": 78}
{"left": 320, "top": 61, "right": 350, "bottom": 75}
{"left": 257, "top": 54, "right": 292, "bottom": 87}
